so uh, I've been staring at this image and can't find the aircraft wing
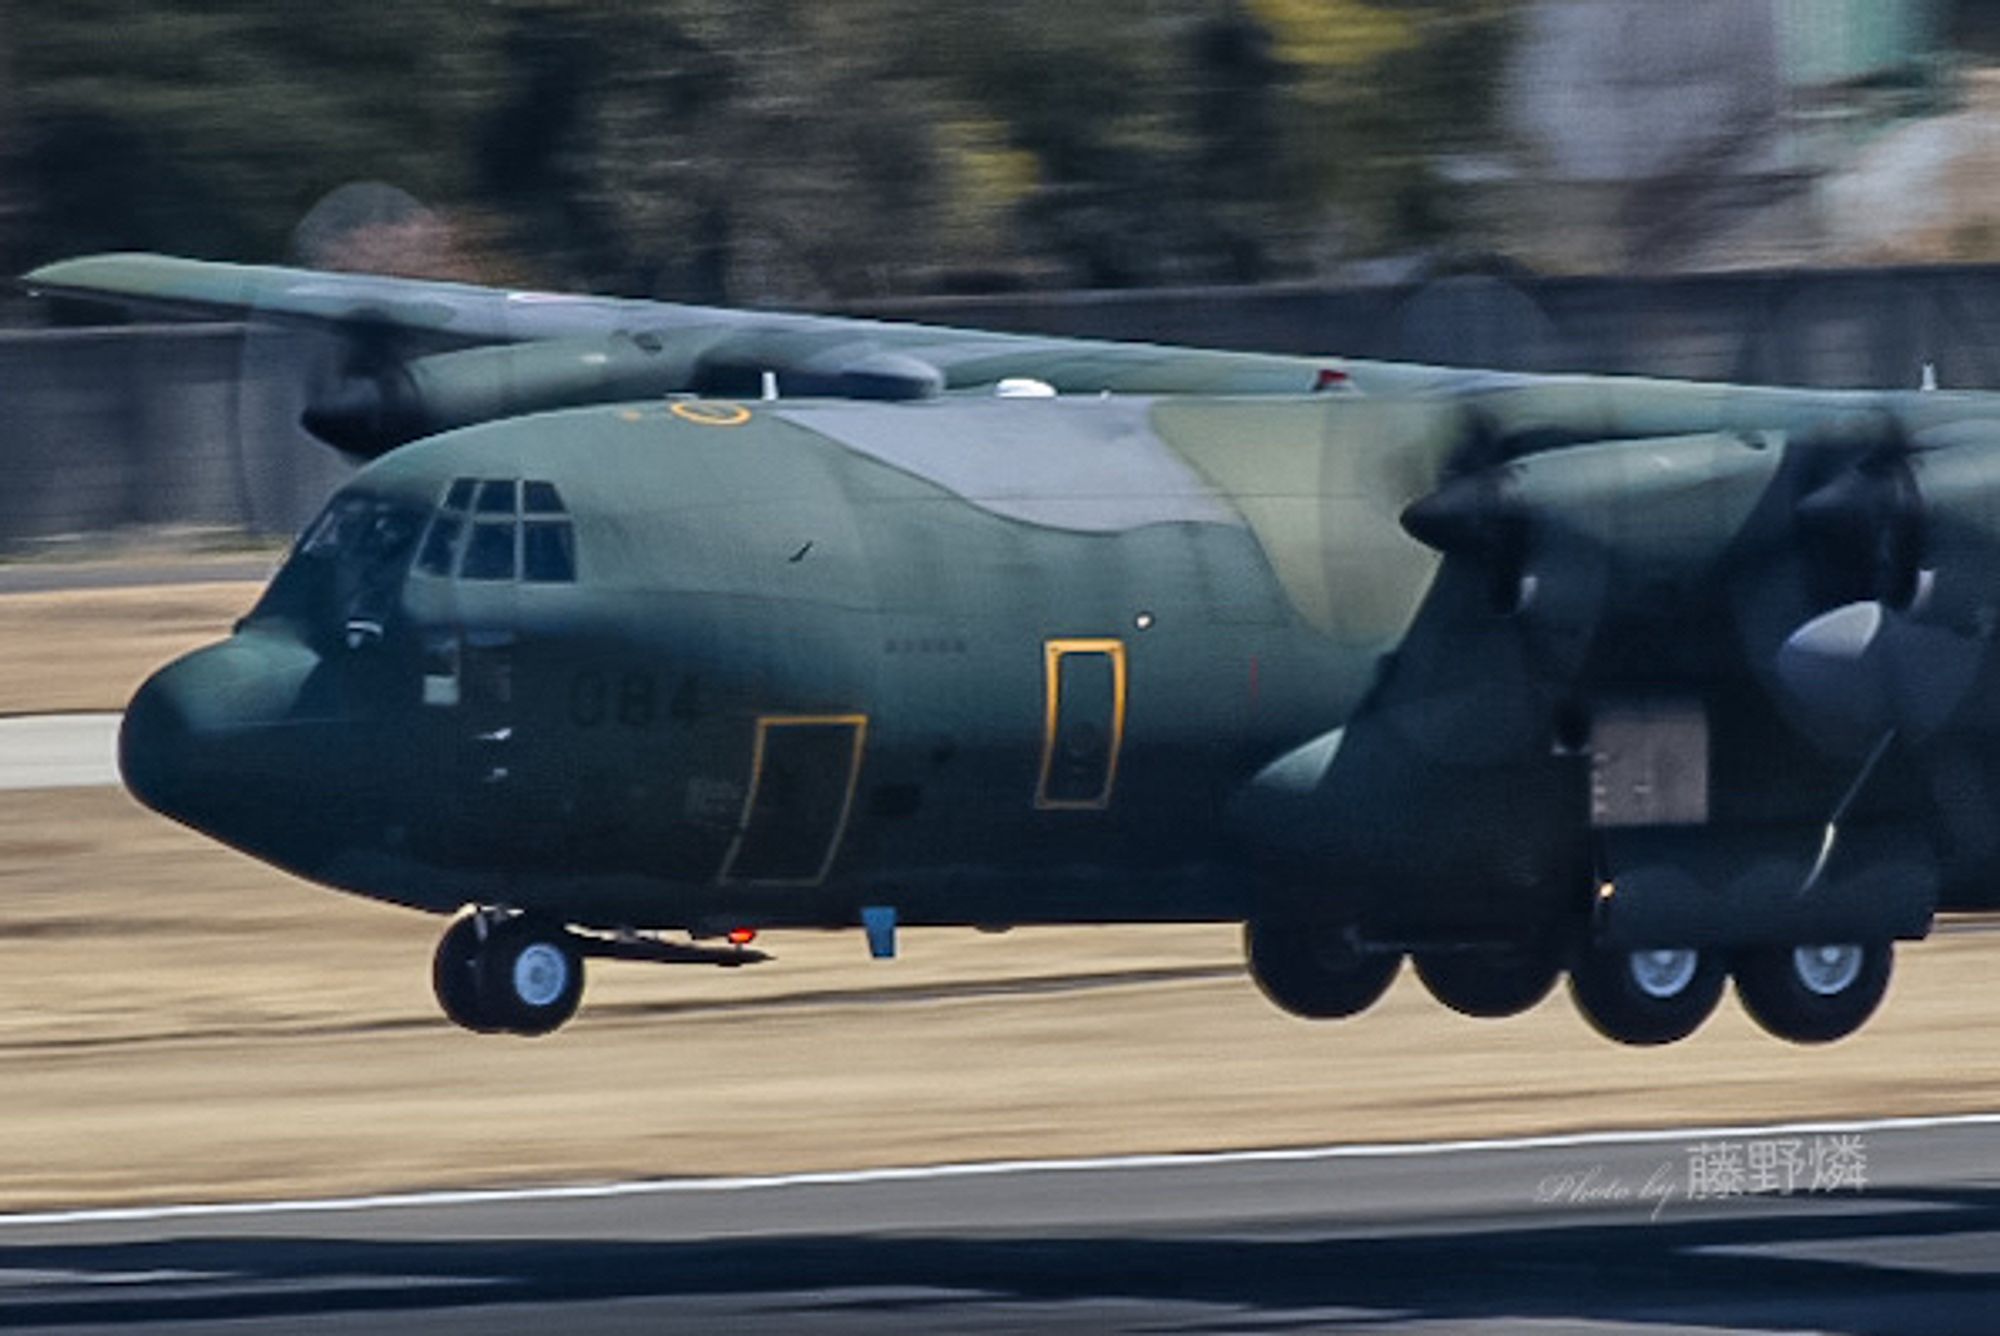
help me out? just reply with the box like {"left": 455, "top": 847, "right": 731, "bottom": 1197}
{"left": 23, "top": 253, "right": 1476, "bottom": 454}
{"left": 1224, "top": 371, "right": 2000, "bottom": 960}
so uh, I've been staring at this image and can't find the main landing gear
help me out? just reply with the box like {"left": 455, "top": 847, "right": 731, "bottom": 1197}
{"left": 1413, "top": 942, "right": 1563, "bottom": 1019}
{"left": 1567, "top": 945, "right": 1728, "bottom": 1046}
{"left": 432, "top": 908, "right": 771, "bottom": 1036}
{"left": 1244, "top": 921, "right": 1562, "bottom": 1024}
{"left": 1568, "top": 941, "right": 1894, "bottom": 1046}
{"left": 1731, "top": 942, "right": 1893, "bottom": 1045}
{"left": 1242, "top": 919, "right": 1897, "bottom": 1045}
{"left": 1244, "top": 920, "right": 1401, "bottom": 1019}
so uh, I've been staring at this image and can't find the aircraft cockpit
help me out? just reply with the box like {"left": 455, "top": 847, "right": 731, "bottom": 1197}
{"left": 249, "top": 489, "right": 426, "bottom": 653}
{"left": 250, "top": 476, "right": 578, "bottom": 651}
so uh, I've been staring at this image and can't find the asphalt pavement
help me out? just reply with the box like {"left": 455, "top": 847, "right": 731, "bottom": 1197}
{"left": 0, "top": 558, "right": 274, "bottom": 595}
{"left": 1, "top": 1116, "right": 1995, "bottom": 1334}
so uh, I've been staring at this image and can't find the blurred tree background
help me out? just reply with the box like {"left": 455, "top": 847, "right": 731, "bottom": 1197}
{"left": 0, "top": 0, "right": 1522, "bottom": 303}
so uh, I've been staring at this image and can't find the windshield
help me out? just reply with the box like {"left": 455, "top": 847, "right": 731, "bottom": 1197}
{"left": 251, "top": 491, "right": 426, "bottom": 646}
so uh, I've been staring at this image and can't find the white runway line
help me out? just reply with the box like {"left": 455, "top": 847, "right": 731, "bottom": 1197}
{"left": 3, "top": 1110, "right": 1997, "bottom": 1231}
{"left": 0, "top": 713, "right": 121, "bottom": 790}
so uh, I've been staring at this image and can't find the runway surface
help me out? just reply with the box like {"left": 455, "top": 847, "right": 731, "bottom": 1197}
{"left": 0, "top": 713, "right": 120, "bottom": 789}
{"left": 1, "top": 1116, "right": 1995, "bottom": 1334}
{"left": 0, "top": 558, "right": 271, "bottom": 595}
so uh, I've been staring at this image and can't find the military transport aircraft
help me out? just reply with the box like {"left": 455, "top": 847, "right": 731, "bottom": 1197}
{"left": 22, "top": 253, "right": 1995, "bottom": 1046}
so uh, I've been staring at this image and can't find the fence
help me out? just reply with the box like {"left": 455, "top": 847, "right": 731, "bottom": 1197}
{"left": 858, "top": 263, "right": 2000, "bottom": 391}
{"left": 0, "top": 322, "right": 349, "bottom": 548}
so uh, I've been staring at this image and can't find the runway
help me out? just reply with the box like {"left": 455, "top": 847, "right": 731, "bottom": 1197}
{"left": 1, "top": 1116, "right": 1995, "bottom": 1334}
{"left": 0, "top": 713, "right": 120, "bottom": 789}
{"left": 0, "top": 557, "right": 272, "bottom": 595}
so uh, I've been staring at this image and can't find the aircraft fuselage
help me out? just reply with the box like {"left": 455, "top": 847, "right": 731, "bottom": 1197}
{"left": 120, "top": 385, "right": 2000, "bottom": 1042}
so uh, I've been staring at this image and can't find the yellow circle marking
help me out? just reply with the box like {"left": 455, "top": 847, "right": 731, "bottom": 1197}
{"left": 671, "top": 401, "right": 753, "bottom": 427}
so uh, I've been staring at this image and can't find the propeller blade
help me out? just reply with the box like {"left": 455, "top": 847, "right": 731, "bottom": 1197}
{"left": 1776, "top": 600, "right": 1984, "bottom": 751}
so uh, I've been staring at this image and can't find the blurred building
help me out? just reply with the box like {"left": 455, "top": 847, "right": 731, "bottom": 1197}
{"left": 1495, "top": 0, "right": 1966, "bottom": 272}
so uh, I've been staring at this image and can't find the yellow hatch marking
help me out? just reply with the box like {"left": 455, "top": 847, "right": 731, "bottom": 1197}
{"left": 1036, "top": 638, "right": 1127, "bottom": 811}
{"left": 719, "top": 713, "right": 869, "bottom": 887}
{"left": 671, "top": 401, "right": 753, "bottom": 427}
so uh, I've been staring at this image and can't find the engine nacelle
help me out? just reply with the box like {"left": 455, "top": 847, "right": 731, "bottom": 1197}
{"left": 302, "top": 332, "right": 945, "bottom": 456}
{"left": 1400, "top": 431, "right": 1784, "bottom": 622}
{"left": 303, "top": 333, "right": 703, "bottom": 455}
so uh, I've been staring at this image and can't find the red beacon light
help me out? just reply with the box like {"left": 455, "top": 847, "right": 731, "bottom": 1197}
{"left": 727, "top": 927, "right": 758, "bottom": 947}
{"left": 1313, "top": 367, "right": 1352, "bottom": 393}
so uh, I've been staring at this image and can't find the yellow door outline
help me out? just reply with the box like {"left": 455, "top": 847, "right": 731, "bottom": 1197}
{"left": 719, "top": 713, "right": 869, "bottom": 886}
{"left": 1036, "top": 639, "right": 1127, "bottom": 810}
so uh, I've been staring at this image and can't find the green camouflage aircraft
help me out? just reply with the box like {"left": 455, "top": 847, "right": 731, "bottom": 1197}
{"left": 24, "top": 253, "right": 1992, "bottom": 1045}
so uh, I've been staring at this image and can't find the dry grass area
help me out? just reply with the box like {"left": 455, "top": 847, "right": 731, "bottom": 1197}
{"left": 0, "top": 582, "right": 257, "bottom": 714}
{"left": 0, "top": 785, "right": 1996, "bottom": 1213}
{"left": 0, "top": 580, "right": 1995, "bottom": 1212}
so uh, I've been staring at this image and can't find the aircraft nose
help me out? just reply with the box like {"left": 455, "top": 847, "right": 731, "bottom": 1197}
{"left": 120, "top": 631, "right": 324, "bottom": 826}
{"left": 119, "top": 668, "right": 194, "bottom": 817}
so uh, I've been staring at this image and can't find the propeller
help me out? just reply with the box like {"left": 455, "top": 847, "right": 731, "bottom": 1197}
{"left": 1775, "top": 600, "right": 1984, "bottom": 752}
{"left": 1762, "top": 424, "right": 2000, "bottom": 752}
{"left": 1794, "top": 454, "right": 1922, "bottom": 610}
{"left": 1798, "top": 427, "right": 2000, "bottom": 636}
{"left": 227, "top": 183, "right": 473, "bottom": 529}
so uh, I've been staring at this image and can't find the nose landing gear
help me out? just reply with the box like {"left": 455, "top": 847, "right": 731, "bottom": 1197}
{"left": 432, "top": 911, "right": 583, "bottom": 1037}
{"left": 431, "top": 908, "right": 774, "bottom": 1036}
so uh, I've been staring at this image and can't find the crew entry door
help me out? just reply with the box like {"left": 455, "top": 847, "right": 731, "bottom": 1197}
{"left": 409, "top": 476, "right": 553, "bottom": 820}
{"left": 1037, "top": 639, "right": 1127, "bottom": 809}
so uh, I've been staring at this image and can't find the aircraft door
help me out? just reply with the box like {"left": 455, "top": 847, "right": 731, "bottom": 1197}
{"left": 457, "top": 627, "right": 518, "bottom": 792}
{"left": 412, "top": 477, "right": 525, "bottom": 838}
{"left": 1038, "top": 639, "right": 1127, "bottom": 810}
{"left": 720, "top": 715, "right": 868, "bottom": 885}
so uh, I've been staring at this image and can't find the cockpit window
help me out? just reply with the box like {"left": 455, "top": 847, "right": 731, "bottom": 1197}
{"left": 416, "top": 515, "right": 462, "bottom": 576}
{"left": 476, "top": 479, "right": 518, "bottom": 514}
{"left": 462, "top": 522, "right": 516, "bottom": 581}
{"left": 300, "top": 504, "right": 348, "bottom": 556}
{"left": 524, "top": 480, "right": 564, "bottom": 514}
{"left": 414, "top": 477, "right": 576, "bottom": 584}
{"left": 522, "top": 521, "right": 576, "bottom": 582}
{"left": 296, "top": 494, "right": 423, "bottom": 568}
{"left": 253, "top": 490, "right": 425, "bottom": 642}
